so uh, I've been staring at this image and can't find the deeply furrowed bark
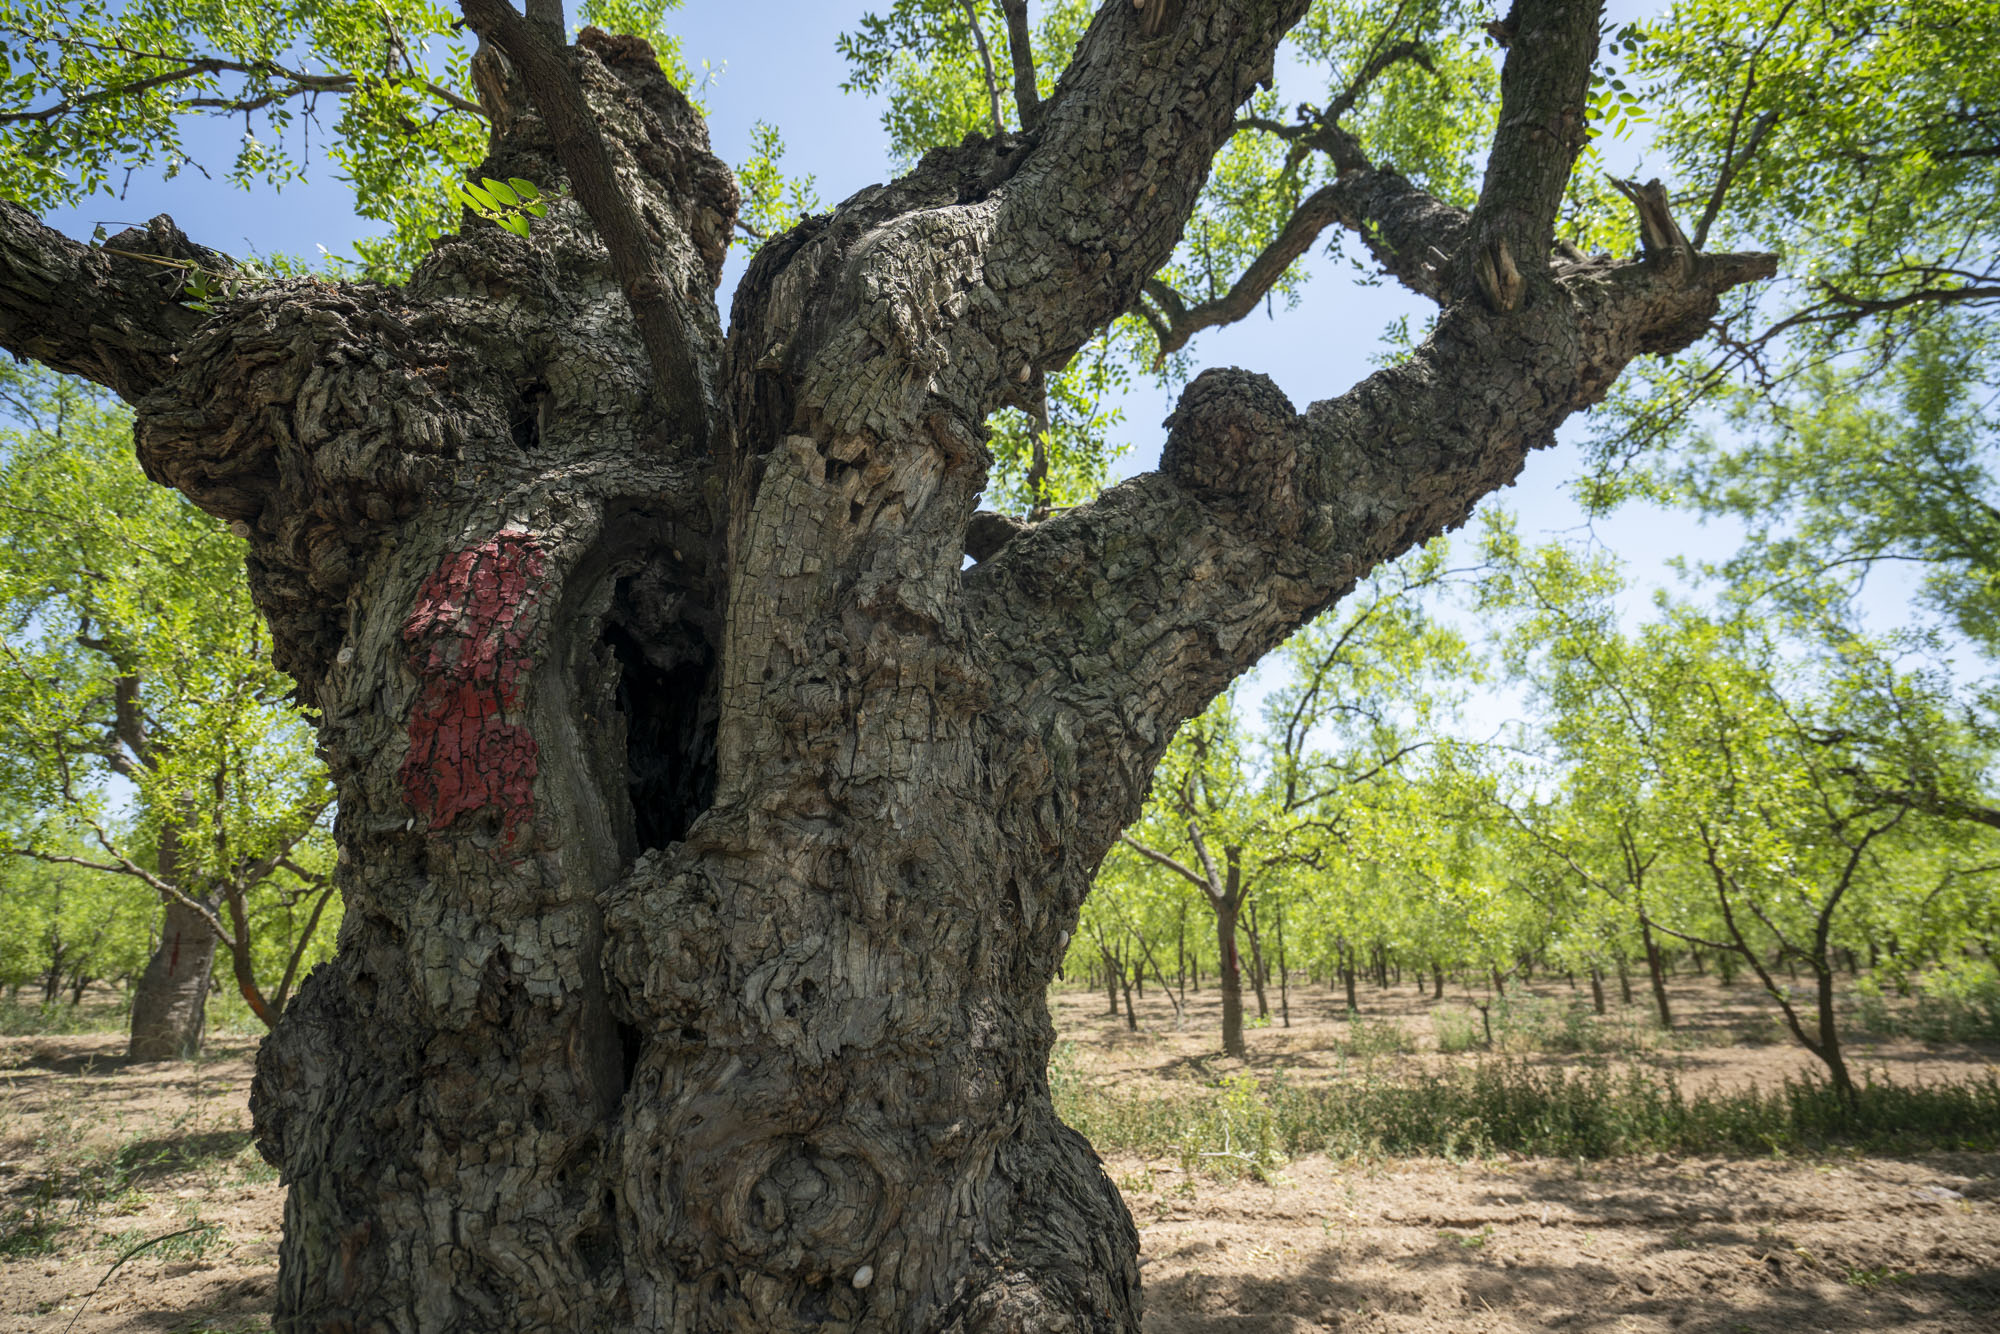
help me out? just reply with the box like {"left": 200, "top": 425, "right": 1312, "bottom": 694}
{"left": 0, "top": 3, "right": 1778, "bottom": 1329}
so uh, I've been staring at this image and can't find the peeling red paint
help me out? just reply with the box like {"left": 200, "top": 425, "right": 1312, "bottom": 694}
{"left": 398, "top": 531, "right": 547, "bottom": 843}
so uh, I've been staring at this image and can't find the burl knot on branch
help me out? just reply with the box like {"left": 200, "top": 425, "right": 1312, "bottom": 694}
{"left": 1160, "top": 368, "right": 1307, "bottom": 532}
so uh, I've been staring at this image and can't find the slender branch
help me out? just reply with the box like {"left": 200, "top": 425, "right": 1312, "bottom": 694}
{"left": 272, "top": 875, "right": 338, "bottom": 1016}
{"left": 1184, "top": 820, "right": 1227, "bottom": 901}
{"left": 1692, "top": 109, "right": 1778, "bottom": 250}
{"left": 4, "top": 845, "right": 239, "bottom": 950}
{"left": 998, "top": 0, "right": 1041, "bottom": 132}
{"left": 958, "top": 0, "right": 1005, "bottom": 137}
{"left": 1118, "top": 832, "right": 1214, "bottom": 896}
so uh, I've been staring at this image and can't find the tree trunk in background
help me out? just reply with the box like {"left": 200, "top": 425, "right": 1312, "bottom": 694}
{"left": 1589, "top": 967, "right": 1606, "bottom": 1015}
{"left": 128, "top": 894, "right": 218, "bottom": 1059}
{"left": 128, "top": 823, "right": 215, "bottom": 1060}
{"left": 1216, "top": 896, "right": 1246, "bottom": 1059}
{"left": 1641, "top": 918, "right": 1674, "bottom": 1028}
{"left": 1244, "top": 904, "right": 1270, "bottom": 1020}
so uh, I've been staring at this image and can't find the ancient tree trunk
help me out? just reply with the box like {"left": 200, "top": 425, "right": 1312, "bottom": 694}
{"left": 0, "top": 1, "right": 1775, "bottom": 1326}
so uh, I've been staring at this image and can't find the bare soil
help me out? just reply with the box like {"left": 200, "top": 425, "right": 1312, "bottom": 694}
{"left": 2, "top": 978, "right": 1995, "bottom": 1333}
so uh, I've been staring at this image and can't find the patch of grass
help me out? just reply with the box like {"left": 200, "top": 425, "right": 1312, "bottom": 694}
{"left": 1843, "top": 1264, "right": 1911, "bottom": 1290}
{"left": 0, "top": 996, "right": 126, "bottom": 1037}
{"left": 0, "top": 1208, "right": 61, "bottom": 1256}
{"left": 101, "top": 1217, "right": 225, "bottom": 1262}
{"left": 1055, "top": 1059, "right": 2000, "bottom": 1172}
{"left": 1854, "top": 963, "right": 2000, "bottom": 1043}
{"left": 1434, "top": 1006, "right": 1485, "bottom": 1055}
{"left": 1339, "top": 1013, "right": 1417, "bottom": 1058}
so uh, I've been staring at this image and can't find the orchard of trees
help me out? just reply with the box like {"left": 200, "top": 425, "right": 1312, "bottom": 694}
{"left": 0, "top": 0, "right": 1993, "bottom": 1329}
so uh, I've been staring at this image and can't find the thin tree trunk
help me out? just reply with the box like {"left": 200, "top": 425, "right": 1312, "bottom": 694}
{"left": 1244, "top": 903, "right": 1271, "bottom": 1020}
{"left": 1589, "top": 966, "right": 1606, "bottom": 1015}
{"left": 1275, "top": 898, "right": 1289, "bottom": 1029}
{"left": 1640, "top": 917, "right": 1674, "bottom": 1029}
{"left": 1117, "top": 951, "right": 1138, "bottom": 1032}
{"left": 1217, "top": 896, "right": 1246, "bottom": 1058}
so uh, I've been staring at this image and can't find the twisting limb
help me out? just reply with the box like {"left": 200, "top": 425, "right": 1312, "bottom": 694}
{"left": 0, "top": 206, "right": 224, "bottom": 401}
{"left": 1143, "top": 37, "right": 1459, "bottom": 352}
{"left": 967, "top": 0, "right": 1778, "bottom": 862}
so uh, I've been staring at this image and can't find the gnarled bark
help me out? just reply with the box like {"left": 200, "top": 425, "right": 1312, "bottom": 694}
{"left": 0, "top": 2, "right": 1777, "bottom": 1329}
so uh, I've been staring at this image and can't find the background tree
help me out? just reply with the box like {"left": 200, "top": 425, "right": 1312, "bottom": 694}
{"left": 0, "top": 362, "right": 337, "bottom": 1056}
{"left": 1116, "top": 549, "right": 1471, "bottom": 1054}
{"left": 1488, "top": 532, "right": 2000, "bottom": 1101}
{"left": 0, "top": 836, "right": 150, "bottom": 1006}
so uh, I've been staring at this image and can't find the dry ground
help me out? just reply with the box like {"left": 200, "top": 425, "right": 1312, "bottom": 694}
{"left": 1, "top": 977, "right": 1995, "bottom": 1333}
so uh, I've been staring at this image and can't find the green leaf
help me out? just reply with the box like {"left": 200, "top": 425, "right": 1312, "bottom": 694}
{"left": 498, "top": 212, "right": 530, "bottom": 237}
{"left": 506, "top": 177, "right": 541, "bottom": 202}
{"left": 481, "top": 177, "right": 521, "bottom": 206}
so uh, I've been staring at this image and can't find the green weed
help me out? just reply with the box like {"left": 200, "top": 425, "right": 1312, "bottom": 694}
{"left": 1339, "top": 1013, "right": 1417, "bottom": 1058}
{"left": 1054, "top": 1059, "right": 2000, "bottom": 1171}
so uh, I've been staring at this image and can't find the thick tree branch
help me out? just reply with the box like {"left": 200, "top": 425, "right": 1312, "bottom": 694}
{"left": 1461, "top": 0, "right": 1603, "bottom": 312}
{"left": 971, "top": 0, "right": 1315, "bottom": 382}
{"left": 968, "top": 241, "right": 1776, "bottom": 857}
{"left": 0, "top": 205, "right": 224, "bottom": 401}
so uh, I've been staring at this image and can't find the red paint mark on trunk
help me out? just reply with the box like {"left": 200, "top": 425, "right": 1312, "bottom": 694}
{"left": 399, "top": 531, "right": 547, "bottom": 843}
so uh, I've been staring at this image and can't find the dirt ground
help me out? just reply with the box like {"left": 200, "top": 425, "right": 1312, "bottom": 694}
{"left": 2, "top": 978, "right": 1996, "bottom": 1333}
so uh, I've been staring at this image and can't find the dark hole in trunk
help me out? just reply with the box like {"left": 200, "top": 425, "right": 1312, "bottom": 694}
{"left": 510, "top": 383, "right": 548, "bottom": 451}
{"left": 602, "top": 604, "right": 716, "bottom": 851}
{"left": 614, "top": 1018, "right": 643, "bottom": 1093}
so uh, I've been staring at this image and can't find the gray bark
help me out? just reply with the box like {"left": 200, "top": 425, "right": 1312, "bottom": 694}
{"left": 128, "top": 891, "right": 217, "bottom": 1060}
{"left": 0, "top": 2, "right": 1776, "bottom": 1328}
